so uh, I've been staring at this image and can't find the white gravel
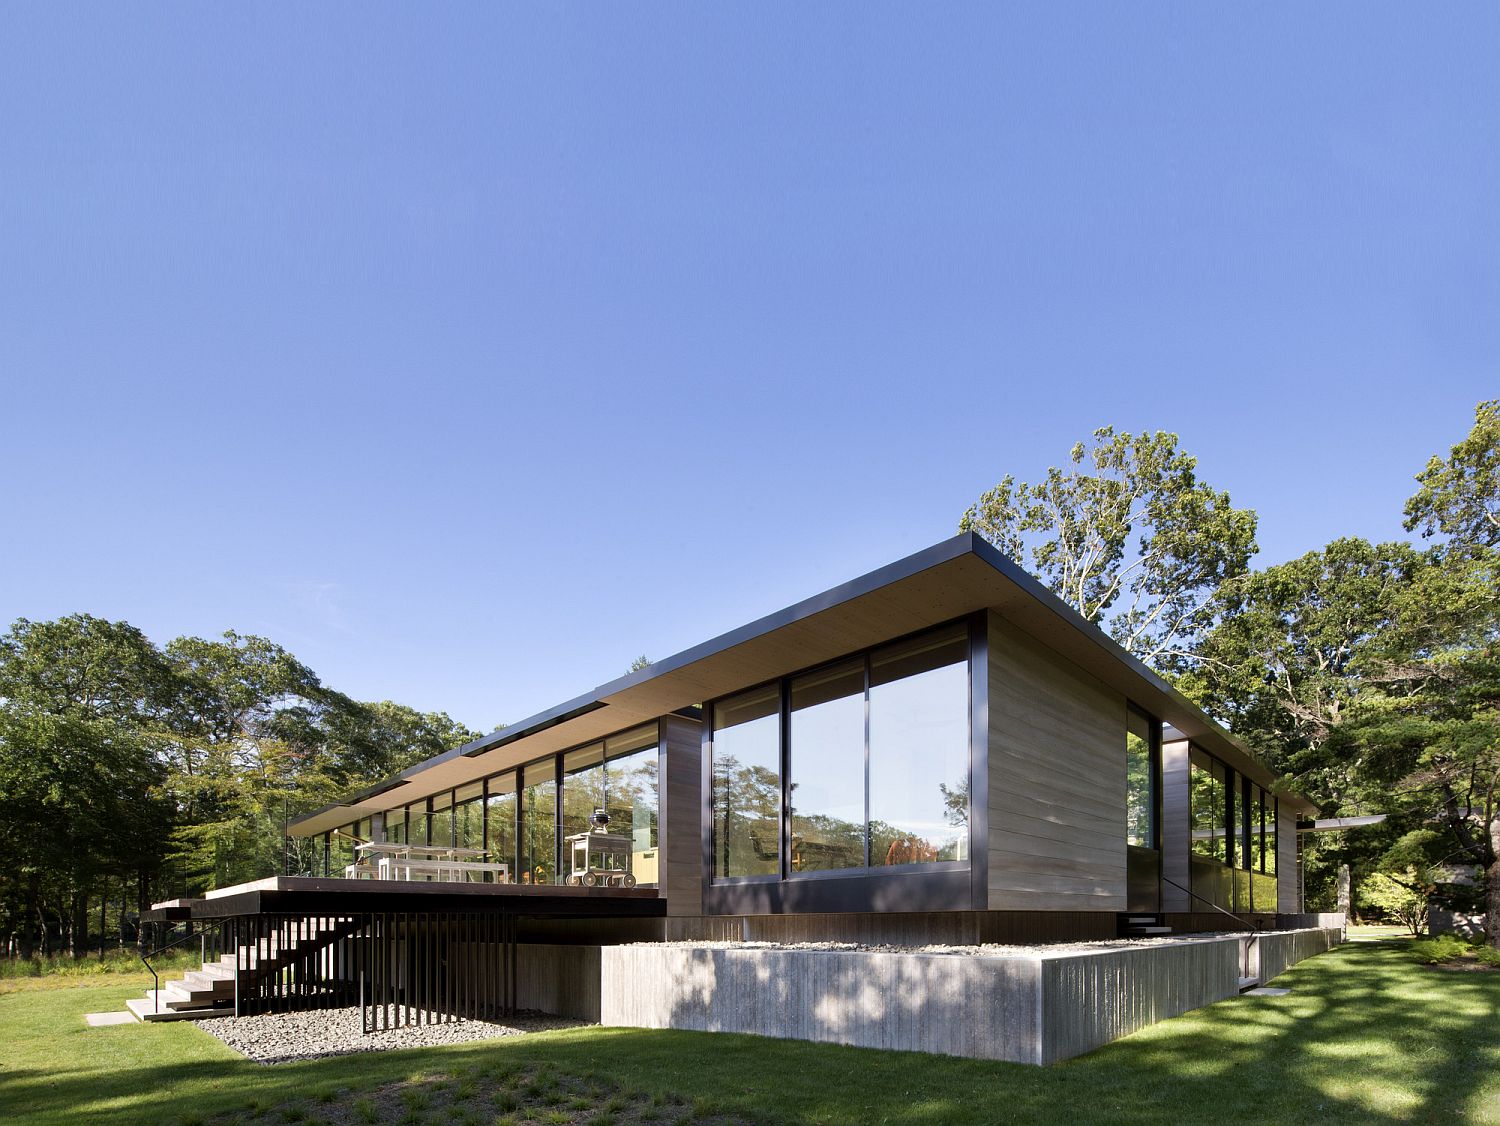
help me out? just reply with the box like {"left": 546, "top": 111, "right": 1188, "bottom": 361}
{"left": 194, "top": 1005, "right": 585, "bottom": 1064}
{"left": 642, "top": 931, "right": 1286, "bottom": 958}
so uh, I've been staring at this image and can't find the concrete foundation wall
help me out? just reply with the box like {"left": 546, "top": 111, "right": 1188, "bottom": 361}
{"left": 598, "top": 927, "right": 1341, "bottom": 1064}
{"left": 516, "top": 944, "right": 602, "bottom": 1022}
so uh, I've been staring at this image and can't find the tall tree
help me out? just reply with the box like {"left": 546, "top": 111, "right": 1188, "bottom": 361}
{"left": 960, "top": 427, "right": 1258, "bottom": 670}
{"left": 1179, "top": 537, "right": 1423, "bottom": 802}
{"left": 1351, "top": 402, "right": 1500, "bottom": 946}
{"left": 0, "top": 616, "right": 174, "bottom": 956}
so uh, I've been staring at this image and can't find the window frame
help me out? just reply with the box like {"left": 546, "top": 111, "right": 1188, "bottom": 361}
{"left": 706, "top": 617, "right": 976, "bottom": 888}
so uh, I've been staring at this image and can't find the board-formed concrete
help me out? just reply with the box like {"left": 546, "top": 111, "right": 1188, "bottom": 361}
{"left": 598, "top": 926, "right": 1341, "bottom": 1064}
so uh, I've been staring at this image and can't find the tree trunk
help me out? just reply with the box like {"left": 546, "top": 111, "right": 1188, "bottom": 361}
{"left": 71, "top": 889, "right": 88, "bottom": 960}
{"left": 1337, "top": 864, "right": 1351, "bottom": 919}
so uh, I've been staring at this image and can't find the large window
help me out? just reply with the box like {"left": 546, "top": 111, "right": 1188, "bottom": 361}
{"left": 1264, "top": 790, "right": 1277, "bottom": 876}
{"left": 485, "top": 771, "right": 518, "bottom": 873}
{"left": 430, "top": 789, "right": 454, "bottom": 851}
{"left": 1190, "top": 748, "right": 1228, "bottom": 862}
{"left": 1125, "top": 708, "right": 1155, "bottom": 848}
{"left": 521, "top": 762, "right": 557, "bottom": 884}
{"left": 712, "top": 622, "right": 971, "bottom": 882}
{"left": 455, "top": 782, "right": 484, "bottom": 853}
{"left": 712, "top": 685, "right": 782, "bottom": 879}
{"left": 789, "top": 660, "right": 866, "bottom": 872}
{"left": 868, "top": 627, "right": 969, "bottom": 866}
{"left": 603, "top": 726, "right": 660, "bottom": 886}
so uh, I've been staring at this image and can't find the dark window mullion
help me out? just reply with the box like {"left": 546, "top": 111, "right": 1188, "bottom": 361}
{"left": 863, "top": 652, "right": 872, "bottom": 870}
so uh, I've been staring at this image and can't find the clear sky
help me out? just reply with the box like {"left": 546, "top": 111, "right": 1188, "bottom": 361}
{"left": 2, "top": 5, "right": 1495, "bottom": 732}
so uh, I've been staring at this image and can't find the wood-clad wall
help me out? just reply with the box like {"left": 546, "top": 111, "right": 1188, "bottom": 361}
{"left": 660, "top": 713, "right": 704, "bottom": 917}
{"left": 1161, "top": 738, "right": 1191, "bottom": 912}
{"left": 986, "top": 614, "right": 1128, "bottom": 912}
{"left": 1277, "top": 804, "right": 1301, "bottom": 913}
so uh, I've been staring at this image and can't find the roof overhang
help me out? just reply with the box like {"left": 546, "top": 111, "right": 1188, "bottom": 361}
{"left": 291, "top": 532, "right": 1318, "bottom": 835}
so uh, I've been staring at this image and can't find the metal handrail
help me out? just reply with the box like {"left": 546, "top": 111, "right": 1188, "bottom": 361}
{"left": 1160, "top": 875, "right": 1261, "bottom": 934}
{"left": 1160, "top": 875, "right": 1262, "bottom": 983}
{"left": 139, "top": 924, "right": 215, "bottom": 1015}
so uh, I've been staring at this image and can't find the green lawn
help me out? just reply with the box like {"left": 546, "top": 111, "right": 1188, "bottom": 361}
{"left": 2, "top": 939, "right": 1496, "bottom": 1126}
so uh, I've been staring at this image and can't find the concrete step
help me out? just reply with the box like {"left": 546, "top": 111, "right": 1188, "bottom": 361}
{"left": 1238, "top": 975, "right": 1261, "bottom": 992}
{"left": 181, "top": 969, "right": 235, "bottom": 993}
{"left": 125, "top": 993, "right": 232, "bottom": 1022}
{"left": 1124, "top": 926, "right": 1174, "bottom": 935}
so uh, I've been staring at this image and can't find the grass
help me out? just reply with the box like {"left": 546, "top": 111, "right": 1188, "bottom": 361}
{"left": 1, "top": 950, "right": 201, "bottom": 984}
{"left": 1, "top": 938, "right": 1497, "bottom": 1125}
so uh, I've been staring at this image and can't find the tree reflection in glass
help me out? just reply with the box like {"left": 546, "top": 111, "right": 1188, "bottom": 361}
{"left": 789, "top": 659, "right": 866, "bottom": 871}
{"left": 868, "top": 627, "right": 968, "bottom": 866}
{"left": 712, "top": 685, "right": 781, "bottom": 878}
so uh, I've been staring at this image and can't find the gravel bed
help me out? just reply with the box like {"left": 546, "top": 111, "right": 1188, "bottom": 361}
{"left": 195, "top": 1005, "right": 586, "bottom": 1064}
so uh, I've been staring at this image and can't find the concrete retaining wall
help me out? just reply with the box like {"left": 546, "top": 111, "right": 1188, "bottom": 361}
{"left": 597, "top": 927, "right": 1341, "bottom": 1064}
{"left": 517, "top": 944, "right": 602, "bottom": 1022}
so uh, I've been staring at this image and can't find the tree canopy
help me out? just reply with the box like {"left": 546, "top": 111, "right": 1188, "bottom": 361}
{"left": 960, "top": 427, "right": 1258, "bottom": 670}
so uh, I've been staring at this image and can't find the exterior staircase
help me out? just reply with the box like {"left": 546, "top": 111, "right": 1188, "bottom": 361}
{"left": 125, "top": 917, "right": 360, "bottom": 1022}
{"left": 1117, "top": 912, "right": 1173, "bottom": 938}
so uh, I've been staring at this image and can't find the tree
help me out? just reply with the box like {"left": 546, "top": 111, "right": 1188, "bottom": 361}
{"left": 0, "top": 616, "right": 175, "bottom": 957}
{"left": 960, "top": 427, "right": 1258, "bottom": 670}
{"left": 627, "top": 655, "right": 652, "bottom": 674}
{"left": 1350, "top": 403, "right": 1500, "bottom": 947}
{"left": 1179, "top": 538, "right": 1423, "bottom": 802}
{"left": 1405, "top": 399, "right": 1500, "bottom": 552}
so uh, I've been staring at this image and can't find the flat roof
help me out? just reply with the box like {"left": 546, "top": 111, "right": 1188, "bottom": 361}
{"left": 290, "top": 532, "right": 1315, "bottom": 836}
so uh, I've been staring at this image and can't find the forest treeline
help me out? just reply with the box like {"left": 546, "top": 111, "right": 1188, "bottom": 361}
{"left": 3, "top": 400, "right": 1496, "bottom": 958}
{"left": 0, "top": 623, "right": 481, "bottom": 957}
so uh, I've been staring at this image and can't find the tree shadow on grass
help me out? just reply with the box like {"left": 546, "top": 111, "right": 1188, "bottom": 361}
{"left": 4, "top": 941, "right": 1497, "bottom": 1126}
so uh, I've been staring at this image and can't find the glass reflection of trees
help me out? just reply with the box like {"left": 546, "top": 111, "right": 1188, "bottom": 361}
{"left": 1125, "top": 709, "right": 1154, "bottom": 847}
{"left": 712, "top": 685, "right": 782, "bottom": 879}
{"left": 561, "top": 725, "right": 660, "bottom": 886}
{"left": 713, "top": 624, "right": 970, "bottom": 880}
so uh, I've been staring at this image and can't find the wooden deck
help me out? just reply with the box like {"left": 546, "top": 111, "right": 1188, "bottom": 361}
{"left": 145, "top": 876, "right": 665, "bottom": 922}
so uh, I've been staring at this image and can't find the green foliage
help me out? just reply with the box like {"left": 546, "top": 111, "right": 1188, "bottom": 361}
{"left": 1357, "top": 869, "right": 1430, "bottom": 935}
{"left": 1410, "top": 932, "right": 1500, "bottom": 967}
{"left": 1405, "top": 398, "right": 1500, "bottom": 553}
{"left": 961, "top": 426, "right": 1257, "bottom": 669}
{"left": 0, "top": 615, "right": 479, "bottom": 957}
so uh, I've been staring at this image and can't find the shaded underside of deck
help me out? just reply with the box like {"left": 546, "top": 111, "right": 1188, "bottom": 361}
{"left": 144, "top": 876, "right": 666, "bottom": 922}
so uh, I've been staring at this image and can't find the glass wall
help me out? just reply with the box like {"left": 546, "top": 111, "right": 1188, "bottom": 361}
{"left": 521, "top": 762, "right": 557, "bottom": 884}
{"left": 387, "top": 807, "right": 407, "bottom": 846}
{"left": 1190, "top": 749, "right": 1228, "bottom": 861}
{"left": 789, "top": 659, "right": 866, "bottom": 872}
{"left": 486, "top": 771, "right": 518, "bottom": 874}
{"left": 712, "top": 685, "right": 782, "bottom": 878}
{"left": 604, "top": 726, "right": 660, "bottom": 887}
{"left": 558, "top": 727, "right": 661, "bottom": 886}
{"left": 868, "top": 627, "right": 969, "bottom": 866}
{"left": 1264, "top": 792, "right": 1277, "bottom": 875}
{"left": 711, "top": 622, "right": 971, "bottom": 883}
{"left": 408, "top": 800, "right": 430, "bottom": 848}
{"left": 1125, "top": 708, "right": 1155, "bottom": 848}
{"left": 430, "top": 790, "right": 454, "bottom": 850}
{"left": 455, "top": 782, "right": 484, "bottom": 852}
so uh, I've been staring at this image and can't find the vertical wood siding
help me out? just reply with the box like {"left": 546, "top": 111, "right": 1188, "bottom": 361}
{"left": 660, "top": 713, "right": 704, "bottom": 917}
{"left": 987, "top": 614, "right": 1128, "bottom": 911}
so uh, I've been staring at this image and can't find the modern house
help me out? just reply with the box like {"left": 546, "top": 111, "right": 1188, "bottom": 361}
{"left": 136, "top": 533, "right": 1337, "bottom": 1061}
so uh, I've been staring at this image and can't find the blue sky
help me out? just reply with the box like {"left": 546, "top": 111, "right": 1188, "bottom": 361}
{"left": 2, "top": 5, "right": 1495, "bottom": 731}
